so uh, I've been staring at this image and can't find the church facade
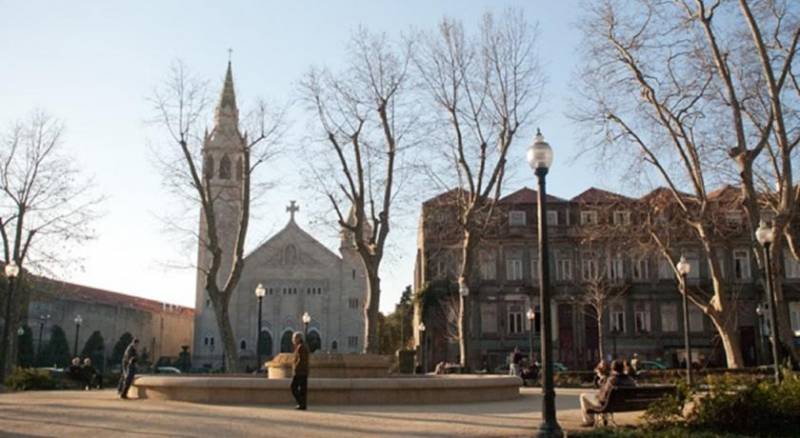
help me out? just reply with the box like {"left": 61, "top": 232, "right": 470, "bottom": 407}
{"left": 192, "top": 63, "right": 366, "bottom": 369}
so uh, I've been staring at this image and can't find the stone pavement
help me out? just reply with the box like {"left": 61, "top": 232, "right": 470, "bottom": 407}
{"left": 0, "top": 387, "right": 642, "bottom": 437}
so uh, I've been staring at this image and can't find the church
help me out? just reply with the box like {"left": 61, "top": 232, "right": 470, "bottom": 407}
{"left": 192, "top": 62, "right": 366, "bottom": 369}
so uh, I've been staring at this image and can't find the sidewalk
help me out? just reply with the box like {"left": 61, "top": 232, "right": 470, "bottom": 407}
{"left": 0, "top": 387, "right": 642, "bottom": 437}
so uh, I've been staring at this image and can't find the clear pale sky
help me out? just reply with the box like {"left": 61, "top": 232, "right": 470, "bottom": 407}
{"left": 0, "top": 0, "right": 619, "bottom": 313}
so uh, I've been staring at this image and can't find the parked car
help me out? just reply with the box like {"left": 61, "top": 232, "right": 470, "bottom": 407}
{"left": 553, "top": 362, "right": 568, "bottom": 372}
{"left": 637, "top": 360, "right": 667, "bottom": 371}
{"left": 155, "top": 366, "right": 182, "bottom": 374}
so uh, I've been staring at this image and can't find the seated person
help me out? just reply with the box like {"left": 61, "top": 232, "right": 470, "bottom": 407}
{"left": 579, "top": 360, "right": 636, "bottom": 427}
{"left": 520, "top": 361, "right": 539, "bottom": 385}
{"left": 81, "top": 358, "right": 102, "bottom": 390}
{"left": 593, "top": 360, "right": 609, "bottom": 388}
{"left": 66, "top": 357, "right": 82, "bottom": 380}
{"left": 434, "top": 361, "right": 446, "bottom": 375}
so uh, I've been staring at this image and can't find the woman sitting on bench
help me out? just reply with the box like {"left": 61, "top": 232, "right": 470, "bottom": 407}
{"left": 580, "top": 360, "right": 636, "bottom": 427}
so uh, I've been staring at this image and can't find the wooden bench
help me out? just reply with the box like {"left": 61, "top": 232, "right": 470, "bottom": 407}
{"left": 588, "top": 385, "right": 677, "bottom": 426}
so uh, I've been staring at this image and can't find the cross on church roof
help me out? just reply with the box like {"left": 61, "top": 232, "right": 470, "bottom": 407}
{"left": 287, "top": 200, "right": 299, "bottom": 222}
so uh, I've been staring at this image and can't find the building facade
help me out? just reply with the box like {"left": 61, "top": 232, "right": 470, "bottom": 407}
{"left": 192, "top": 62, "right": 366, "bottom": 369}
{"left": 22, "top": 277, "right": 193, "bottom": 368}
{"left": 414, "top": 186, "right": 800, "bottom": 371}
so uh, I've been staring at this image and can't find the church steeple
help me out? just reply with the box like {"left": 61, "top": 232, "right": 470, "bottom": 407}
{"left": 214, "top": 60, "right": 239, "bottom": 128}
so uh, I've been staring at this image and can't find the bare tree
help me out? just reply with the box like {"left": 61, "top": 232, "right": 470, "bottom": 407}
{"left": 0, "top": 110, "right": 101, "bottom": 377}
{"left": 573, "top": 0, "right": 800, "bottom": 367}
{"left": 300, "top": 29, "right": 414, "bottom": 353}
{"left": 150, "top": 61, "right": 282, "bottom": 371}
{"left": 578, "top": 270, "right": 629, "bottom": 362}
{"left": 412, "top": 10, "right": 545, "bottom": 368}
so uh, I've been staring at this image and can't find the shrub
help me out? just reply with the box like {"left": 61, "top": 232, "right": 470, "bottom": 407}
{"left": 642, "top": 381, "right": 691, "bottom": 429}
{"left": 4, "top": 367, "right": 56, "bottom": 391}
{"left": 37, "top": 325, "right": 71, "bottom": 367}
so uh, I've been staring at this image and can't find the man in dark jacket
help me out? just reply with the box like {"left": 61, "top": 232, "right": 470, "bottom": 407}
{"left": 580, "top": 360, "right": 636, "bottom": 427}
{"left": 291, "top": 332, "right": 309, "bottom": 410}
{"left": 117, "top": 338, "right": 139, "bottom": 399}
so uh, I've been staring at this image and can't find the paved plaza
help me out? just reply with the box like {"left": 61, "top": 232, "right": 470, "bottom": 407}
{"left": 0, "top": 387, "right": 641, "bottom": 437}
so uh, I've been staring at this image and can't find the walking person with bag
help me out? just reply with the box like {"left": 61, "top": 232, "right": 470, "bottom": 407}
{"left": 117, "top": 338, "right": 139, "bottom": 399}
{"left": 290, "top": 332, "right": 309, "bottom": 410}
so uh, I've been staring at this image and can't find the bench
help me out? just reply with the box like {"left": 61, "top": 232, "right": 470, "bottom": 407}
{"left": 588, "top": 385, "right": 677, "bottom": 426}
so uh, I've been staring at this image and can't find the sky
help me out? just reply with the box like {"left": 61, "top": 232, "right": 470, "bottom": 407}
{"left": 0, "top": 0, "right": 621, "bottom": 314}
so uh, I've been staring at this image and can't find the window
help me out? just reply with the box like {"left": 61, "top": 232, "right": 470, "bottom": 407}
{"left": 240, "top": 340, "right": 246, "bottom": 351}
{"left": 789, "top": 302, "right": 800, "bottom": 336}
{"left": 784, "top": 251, "right": 800, "bottom": 279}
{"left": 660, "top": 303, "right": 678, "bottom": 332}
{"left": 713, "top": 254, "right": 726, "bottom": 279}
{"left": 205, "top": 298, "right": 211, "bottom": 308}
{"left": 509, "top": 210, "right": 526, "bottom": 226}
{"left": 725, "top": 211, "right": 743, "bottom": 227}
{"left": 580, "top": 210, "right": 598, "bottom": 225}
{"left": 689, "top": 306, "right": 704, "bottom": 332}
{"left": 348, "top": 298, "right": 359, "bottom": 309}
{"left": 632, "top": 257, "right": 648, "bottom": 281}
{"left": 352, "top": 269, "right": 356, "bottom": 279}
{"left": 733, "top": 249, "right": 751, "bottom": 280}
{"left": 507, "top": 258, "right": 523, "bottom": 281}
{"left": 204, "top": 337, "right": 209, "bottom": 346}
{"left": 633, "top": 303, "right": 651, "bottom": 333}
{"left": 547, "top": 210, "right": 558, "bottom": 226}
{"left": 480, "top": 302, "right": 498, "bottom": 334}
{"left": 613, "top": 210, "right": 631, "bottom": 226}
{"left": 658, "top": 259, "right": 673, "bottom": 279}
{"left": 205, "top": 155, "right": 215, "bottom": 180}
{"left": 210, "top": 337, "right": 215, "bottom": 346}
{"left": 507, "top": 305, "right": 524, "bottom": 335}
{"left": 610, "top": 303, "right": 625, "bottom": 333}
{"left": 582, "top": 251, "right": 598, "bottom": 280}
{"left": 608, "top": 255, "right": 624, "bottom": 281}
{"left": 556, "top": 258, "right": 572, "bottom": 281}
{"left": 479, "top": 250, "right": 496, "bottom": 280}
{"left": 219, "top": 154, "right": 231, "bottom": 179}
{"left": 530, "top": 254, "right": 539, "bottom": 280}
{"left": 347, "top": 336, "right": 358, "bottom": 348}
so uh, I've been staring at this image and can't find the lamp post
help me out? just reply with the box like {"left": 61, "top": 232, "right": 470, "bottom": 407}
{"left": 302, "top": 312, "right": 311, "bottom": 340}
{"left": 755, "top": 304, "right": 767, "bottom": 366}
{"left": 1, "top": 261, "right": 20, "bottom": 379}
{"left": 255, "top": 284, "right": 266, "bottom": 369}
{"left": 527, "top": 308, "right": 536, "bottom": 363}
{"left": 527, "top": 129, "right": 561, "bottom": 437}
{"left": 38, "top": 314, "right": 50, "bottom": 356}
{"left": 676, "top": 255, "right": 693, "bottom": 386}
{"left": 418, "top": 322, "right": 426, "bottom": 373}
{"left": 73, "top": 315, "right": 82, "bottom": 357}
{"left": 756, "top": 220, "right": 781, "bottom": 384}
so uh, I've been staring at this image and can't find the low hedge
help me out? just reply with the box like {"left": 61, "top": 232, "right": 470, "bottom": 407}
{"left": 4, "top": 368, "right": 57, "bottom": 390}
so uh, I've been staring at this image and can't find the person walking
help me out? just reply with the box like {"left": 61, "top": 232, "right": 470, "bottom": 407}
{"left": 290, "top": 332, "right": 309, "bottom": 410}
{"left": 509, "top": 347, "right": 523, "bottom": 377}
{"left": 117, "top": 338, "right": 139, "bottom": 399}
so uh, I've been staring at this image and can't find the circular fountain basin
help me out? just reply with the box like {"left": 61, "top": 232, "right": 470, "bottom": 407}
{"left": 132, "top": 374, "right": 521, "bottom": 405}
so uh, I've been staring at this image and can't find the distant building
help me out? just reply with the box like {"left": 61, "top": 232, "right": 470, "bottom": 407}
{"left": 413, "top": 186, "right": 800, "bottom": 371}
{"left": 191, "top": 62, "right": 366, "bottom": 369}
{"left": 23, "top": 277, "right": 193, "bottom": 367}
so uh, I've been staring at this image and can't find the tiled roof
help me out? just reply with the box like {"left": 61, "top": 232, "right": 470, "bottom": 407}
{"left": 32, "top": 276, "right": 194, "bottom": 317}
{"left": 500, "top": 187, "right": 566, "bottom": 204}
{"left": 570, "top": 187, "right": 633, "bottom": 203}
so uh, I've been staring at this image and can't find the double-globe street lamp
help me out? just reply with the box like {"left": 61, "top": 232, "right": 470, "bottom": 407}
{"left": 526, "top": 129, "right": 561, "bottom": 437}
{"left": 1, "top": 260, "right": 20, "bottom": 379}
{"left": 676, "top": 255, "right": 693, "bottom": 386}
{"left": 255, "top": 283, "right": 266, "bottom": 370}
{"left": 73, "top": 315, "right": 83, "bottom": 357}
{"left": 756, "top": 220, "right": 782, "bottom": 384}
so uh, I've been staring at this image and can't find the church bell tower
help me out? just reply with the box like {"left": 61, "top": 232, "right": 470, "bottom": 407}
{"left": 193, "top": 60, "right": 246, "bottom": 367}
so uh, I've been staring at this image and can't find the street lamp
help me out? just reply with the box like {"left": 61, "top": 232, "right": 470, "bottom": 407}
{"left": 756, "top": 220, "right": 781, "bottom": 384}
{"left": 38, "top": 314, "right": 51, "bottom": 356}
{"left": 302, "top": 311, "right": 311, "bottom": 339}
{"left": 418, "top": 322, "right": 426, "bottom": 374}
{"left": 527, "top": 308, "right": 536, "bottom": 363}
{"left": 526, "top": 129, "right": 561, "bottom": 437}
{"left": 676, "top": 255, "right": 693, "bottom": 386}
{"left": 17, "top": 326, "right": 24, "bottom": 336}
{"left": 73, "top": 315, "right": 83, "bottom": 357}
{"left": 254, "top": 283, "right": 266, "bottom": 370}
{"left": 1, "top": 260, "right": 20, "bottom": 380}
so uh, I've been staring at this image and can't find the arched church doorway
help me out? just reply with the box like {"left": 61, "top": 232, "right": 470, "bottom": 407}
{"left": 280, "top": 330, "right": 294, "bottom": 353}
{"left": 259, "top": 329, "right": 273, "bottom": 358}
{"left": 307, "top": 330, "right": 322, "bottom": 353}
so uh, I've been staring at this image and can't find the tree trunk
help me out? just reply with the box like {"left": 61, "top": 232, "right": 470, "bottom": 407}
{"left": 708, "top": 310, "right": 745, "bottom": 369}
{"left": 363, "top": 263, "right": 381, "bottom": 354}
{"left": 596, "top": 313, "right": 605, "bottom": 363}
{"left": 458, "top": 229, "right": 478, "bottom": 370}
{"left": 210, "top": 293, "right": 240, "bottom": 372}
